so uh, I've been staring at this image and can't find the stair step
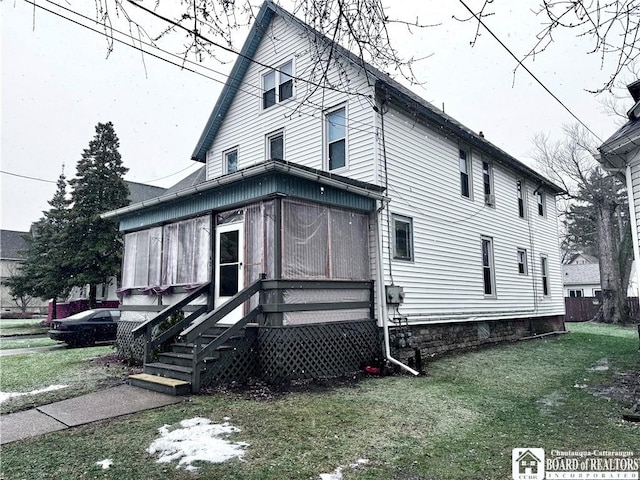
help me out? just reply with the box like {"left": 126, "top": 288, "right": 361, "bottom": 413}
{"left": 129, "top": 373, "right": 191, "bottom": 396}
{"left": 157, "top": 352, "right": 194, "bottom": 367}
{"left": 144, "top": 362, "right": 193, "bottom": 382}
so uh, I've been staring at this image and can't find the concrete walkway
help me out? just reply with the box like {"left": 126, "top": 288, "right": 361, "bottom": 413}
{"left": 0, "top": 384, "right": 185, "bottom": 445}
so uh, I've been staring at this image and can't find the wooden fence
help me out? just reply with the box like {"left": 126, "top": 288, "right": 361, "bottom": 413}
{"left": 565, "top": 297, "right": 640, "bottom": 322}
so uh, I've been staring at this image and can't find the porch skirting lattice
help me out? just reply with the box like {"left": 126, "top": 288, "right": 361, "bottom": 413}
{"left": 257, "top": 320, "right": 381, "bottom": 383}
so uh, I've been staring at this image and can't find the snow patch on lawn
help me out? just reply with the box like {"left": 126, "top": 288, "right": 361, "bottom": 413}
{"left": 0, "top": 384, "right": 68, "bottom": 403}
{"left": 147, "top": 417, "right": 248, "bottom": 471}
{"left": 320, "top": 458, "right": 370, "bottom": 479}
{"left": 96, "top": 459, "right": 113, "bottom": 469}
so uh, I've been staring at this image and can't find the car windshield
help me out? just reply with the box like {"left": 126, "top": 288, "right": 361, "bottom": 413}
{"left": 61, "top": 310, "right": 98, "bottom": 321}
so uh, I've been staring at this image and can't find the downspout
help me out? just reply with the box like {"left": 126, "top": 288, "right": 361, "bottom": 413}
{"left": 625, "top": 165, "right": 640, "bottom": 296}
{"left": 375, "top": 198, "right": 419, "bottom": 376}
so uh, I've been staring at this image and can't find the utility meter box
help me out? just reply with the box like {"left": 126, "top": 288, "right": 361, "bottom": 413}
{"left": 386, "top": 285, "right": 405, "bottom": 304}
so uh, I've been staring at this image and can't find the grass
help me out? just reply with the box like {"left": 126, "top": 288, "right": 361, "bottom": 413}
{"left": 0, "top": 337, "right": 59, "bottom": 350}
{"left": 1, "top": 322, "right": 638, "bottom": 480}
{"left": 0, "top": 346, "right": 137, "bottom": 414}
{"left": 0, "top": 318, "right": 48, "bottom": 337}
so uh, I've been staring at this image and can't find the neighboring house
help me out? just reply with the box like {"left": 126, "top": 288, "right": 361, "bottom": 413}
{"left": 103, "top": 1, "right": 565, "bottom": 393}
{"left": 0, "top": 229, "right": 48, "bottom": 314}
{"left": 562, "top": 254, "right": 601, "bottom": 298}
{"left": 597, "top": 79, "right": 640, "bottom": 303}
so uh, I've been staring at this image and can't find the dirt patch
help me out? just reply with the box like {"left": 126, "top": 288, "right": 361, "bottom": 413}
{"left": 203, "top": 372, "right": 372, "bottom": 401}
{"left": 587, "top": 371, "right": 640, "bottom": 409}
{"left": 537, "top": 390, "right": 568, "bottom": 415}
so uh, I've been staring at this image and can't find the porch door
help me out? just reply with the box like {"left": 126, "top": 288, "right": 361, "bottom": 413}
{"left": 215, "top": 222, "right": 245, "bottom": 324}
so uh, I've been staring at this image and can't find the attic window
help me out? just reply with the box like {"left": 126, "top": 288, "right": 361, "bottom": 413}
{"left": 262, "top": 60, "right": 293, "bottom": 109}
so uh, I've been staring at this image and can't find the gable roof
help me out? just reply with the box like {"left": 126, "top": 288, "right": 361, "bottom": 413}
{"left": 191, "top": 1, "right": 564, "bottom": 194}
{"left": 0, "top": 230, "right": 29, "bottom": 261}
{"left": 126, "top": 181, "right": 167, "bottom": 204}
{"left": 566, "top": 253, "right": 598, "bottom": 265}
{"left": 562, "top": 263, "right": 600, "bottom": 286}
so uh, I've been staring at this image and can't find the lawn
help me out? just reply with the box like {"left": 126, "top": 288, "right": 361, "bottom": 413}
{"left": 0, "top": 318, "right": 48, "bottom": 337}
{"left": 0, "top": 336, "right": 59, "bottom": 350}
{"left": 1, "top": 322, "right": 638, "bottom": 480}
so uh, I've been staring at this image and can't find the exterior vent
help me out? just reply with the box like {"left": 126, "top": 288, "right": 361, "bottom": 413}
{"left": 484, "top": 194, "right": 495, "bottom": 206}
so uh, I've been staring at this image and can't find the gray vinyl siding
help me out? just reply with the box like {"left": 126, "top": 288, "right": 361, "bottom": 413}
{"left": 632, "top": 156, "right": 640, "bottom": 244}
{"left": 378, "top": 106, "right": 564, "bottom": 321}
{"left": 206, "top": 15, "right": 376, "bottom": 184}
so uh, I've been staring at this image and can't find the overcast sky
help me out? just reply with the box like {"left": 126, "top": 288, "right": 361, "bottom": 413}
{"left": 1, "top": 0, "right": 627, "bottom": 232}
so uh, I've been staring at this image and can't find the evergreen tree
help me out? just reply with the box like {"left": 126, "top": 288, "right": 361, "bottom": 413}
{"left": 5, "top": 172, "right": 72, "bottom": 319}
{"left": 67, "top": 122, "right": 129, "bottom": 307}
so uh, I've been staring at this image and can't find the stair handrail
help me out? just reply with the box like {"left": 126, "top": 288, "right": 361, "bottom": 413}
{"left": 179, "top": 277, "right": 264, "bottom": 344}
{"left": 131, "top": 282, "right": 211, "bottom": 338}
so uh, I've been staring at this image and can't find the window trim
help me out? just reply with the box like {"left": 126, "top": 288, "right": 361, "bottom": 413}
{"left": 392, "top": 214, "right": 414, "bottom": 262}
{"left": 517, "top": 248, "right": 528, "bottom": 275}
{"left": 482, "top": 159, "right": 495, "bottom": 207}
{"left": 223, "top": 147, "right": 239, "bottom": 175}
{"left": 481, "top": 236, "right": 496, "bottom": 297}
{"left": 540, "top": 255, "right": 549, "bottom": 296}
{"left": 459, "top": 148, "right": 472, "bottom": 199}
{"left": 517, "top": 179, "right": 526, "bottom": 218}
{"left": 261, "top": 59, "right": 294, "bottom": 110}
{"left": 266, "top": 129, "right": 285, "bottom": 160}
{"left": 325, "top": 104, "right": 348, "bottom": 171}
{"left": 536, "top": 190, "right": 545, "bottom": 217}
{"left": 568, "top": 289, "right": 583, "bottom": 298}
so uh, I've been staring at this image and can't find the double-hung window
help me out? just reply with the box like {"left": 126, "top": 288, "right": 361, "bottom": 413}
{"left": 262, "top": 60, "right": 293, "bottom": 109}
{"left": 483, "top": 161, "right": 494, "bottom": 206}
{"left": 267, "top": 130, "right": 284, "bottom": 160}
{"left": 541, "top": 256, "right": 549, "bottom": 295}
{"left": 517, "top": 180, "right": 525, "bottom": 218}
{"left": 536, "top": 190, "right": 545, "bottom": 216}
{"left": 459, "top": 149, "right": 471, "bottom": 198}
{"left": 481, "top": 236, "right": 496, "bottom": 296}
{"left": 224, "top": 148, "right": 238, "bottom": 174}
{"left": 569, "top": 289, "right": 583, "bottom": 298}
{"left": 326, "top": 106, "right": 347, "bottom": 170}
{"left": 517, "top": 248, "right": 528, "bottom": 275}
{"left": 392, "top": 214, "right": 413, "bottom": 261}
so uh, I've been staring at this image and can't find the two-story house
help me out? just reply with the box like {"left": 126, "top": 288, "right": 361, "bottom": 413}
{"left": 103, "top": 1, "right": 565, "bottom": 394}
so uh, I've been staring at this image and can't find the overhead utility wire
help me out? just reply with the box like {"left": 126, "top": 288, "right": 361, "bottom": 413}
{"left": 457, "top": 0, "right": 604, "bottom": 143}
{"left": 30, "top": 1, "right": 377, "bottom": 137}
{"left": 1, "top": 170, "right": 57, "bottom": 184}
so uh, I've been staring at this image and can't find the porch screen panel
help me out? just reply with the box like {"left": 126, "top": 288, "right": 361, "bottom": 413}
{"left": 282, "top": 200, "right": 329, "bottom": 278}
{"left": 122, "top": 227, "right": 162, "bottom": 288}
{"left": 329, "top": 209, "right": 369, "bottom": 280}
{"left": 162, "top": 215, "right": 211, "bottom": 285}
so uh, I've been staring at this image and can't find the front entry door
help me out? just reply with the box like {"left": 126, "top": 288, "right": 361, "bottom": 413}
{"left": 215, "top": 222, "right": 245, "bottom": 324}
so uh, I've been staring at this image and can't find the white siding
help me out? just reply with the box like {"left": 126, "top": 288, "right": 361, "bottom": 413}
{"left": 377, "top": 106, "right": 565, "bottom": 322}
{"left": 206, "top": 15, "right": 376, "bottom": 184}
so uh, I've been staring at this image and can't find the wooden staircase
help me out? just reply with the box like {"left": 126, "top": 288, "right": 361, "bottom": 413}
{"left": 129, "top": 325, "right": 254, "bottom": 395}
{"left": 127, "top": 278, "right": 264, "bottom": 395}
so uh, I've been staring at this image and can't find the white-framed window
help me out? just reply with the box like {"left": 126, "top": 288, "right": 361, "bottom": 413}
{"left": 568, "top": 289, "right": 583, "bottom": 298}
{"left": 224, "top": 147, "right": 238, "bottom": 174}
{"left": 262, "top": 60, "right": 293, "bottom": 109}
{"left": 392, "top": 214, "right": 413, "bottom": 261}
{"left": 326, "top": 105, "right": 347, "bottom": 171}
{"left": 459, "top": 149, "right": 471, "bottom": 198}
{"left": 536, "top": 190, "right": 545, "bottom": 216}
{"left": 517, "top": 248, "right": 528, "bottom": 275}
{"left": 541, "top": 255, "right": 549, "bottom": 296}
{"left": 517, "top": 180, "right": 526, "bottom": 218}
{"left": 482, "top": 160, "right": 494, "bottom": 206}
{"left": 481, "top": 236, "right": 496, "bottom": 296}
{"left": 266, "top": 130, "right": 284, "bottom": 160}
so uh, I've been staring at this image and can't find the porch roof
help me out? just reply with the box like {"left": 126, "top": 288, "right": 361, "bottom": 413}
{"left": 102, "top": 159, "right": 386, "bottom": 231}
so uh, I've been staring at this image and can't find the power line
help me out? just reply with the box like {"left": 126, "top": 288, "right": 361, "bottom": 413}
{"left": 0, "top": 170, "right": 57, "bottom": 184}
{"left": 457, "top": 0, "right": 604, "bottom": 143}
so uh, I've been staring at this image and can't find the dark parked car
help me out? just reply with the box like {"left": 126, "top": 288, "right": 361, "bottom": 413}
{"left": 48, "top": 309, "right": 120, "bottom": 346}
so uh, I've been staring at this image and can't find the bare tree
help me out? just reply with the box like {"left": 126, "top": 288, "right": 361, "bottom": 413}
{"left": 533, "top": 124, "right": 632, "bottom": 323}
{"left": 462, "top": 1, "right": 640, "bottom": 93}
